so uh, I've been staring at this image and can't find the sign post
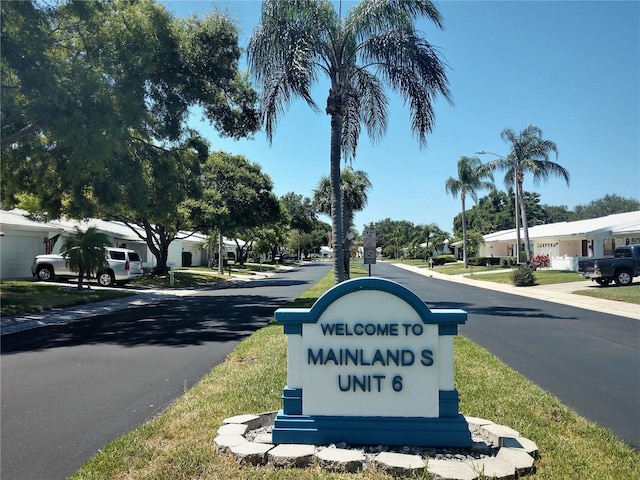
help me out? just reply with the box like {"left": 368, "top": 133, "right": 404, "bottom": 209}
{"left": 273, "top": 277, "right": 471, "bottom": 447}
{"left": 363, "top": 229, "right": 376, "bottom": 276}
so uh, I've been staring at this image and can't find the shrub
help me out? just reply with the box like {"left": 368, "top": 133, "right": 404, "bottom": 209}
{"left": 501, "top": 256, "right": 517, "bottom": 267}
{"left": 531, "top": 254, "right": 550, "bottom": 269}
{"left": 432, "top": 255, "right": 456, "bottom": 266}
{"left": 511, "top": 265, "right": 536, "bottom": 286}
{"left": 469, "top": 256, "right": 501, "bottom": 266}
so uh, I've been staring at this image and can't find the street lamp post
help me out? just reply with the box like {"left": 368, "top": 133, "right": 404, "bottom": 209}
{"left": 476, "top": 151, "right": 520, "bottom": 264}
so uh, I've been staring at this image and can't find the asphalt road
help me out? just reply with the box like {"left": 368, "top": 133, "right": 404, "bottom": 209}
{"left": 369, "top": 262, "right": 640, "bottom": 449}
{"left": 1, "top": 262, "right": 331, "bottom": 480}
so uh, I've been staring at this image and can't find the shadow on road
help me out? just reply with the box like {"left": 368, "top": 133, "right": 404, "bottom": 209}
{"left": 426, "top": 301, "right": 578, "bottom": 321}
{"left": 1, "top": 294, "right": 288, "bottom": 354}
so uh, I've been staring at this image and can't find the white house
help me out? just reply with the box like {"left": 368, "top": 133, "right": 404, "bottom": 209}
{"left": 0, "top": 210, "right": 243, "bottom": 279}
{"left": 0, "top": 210, "right": 64, "bottom": 280}
{"left": 478, "top": 211, "right": 640, "bottom": 270}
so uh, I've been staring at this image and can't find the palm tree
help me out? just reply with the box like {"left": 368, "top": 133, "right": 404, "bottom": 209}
{"left": 61, "top": 227, "right": 111, "bottom": 290}
{"left": 248, "top": 0, "right": 451, "bottom": 283}
{"left": 445, "top": 156, "right": 494, "bottom": 267}
{"left": 412, "top": 223, "right": 447, "bottom": 260}
{"left": 480, "top": 125, "right": 568, "bottom": 261}
{"left": 313, "top": 167, "right": 372, "bottom": 278}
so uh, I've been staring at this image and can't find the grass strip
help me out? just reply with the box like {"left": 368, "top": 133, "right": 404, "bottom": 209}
{"left": 468, "top": 270, "right": 585, "bottom": 285}
{"left": 573, "top": 285, "right": 640, "bottom": 305}
{"left": 0, "top": 281, "right": 134, "bottom": 316}
{"left": 70, "top": 267, "right": 639, "bottom": 480}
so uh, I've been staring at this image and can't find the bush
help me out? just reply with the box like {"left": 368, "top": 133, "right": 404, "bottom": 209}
{"left": 501, "top": 256, "right": 517, "bottom": 267}
{"left": 432, "top": 254, "right": 456, "bottom": 266}
{"left": 469, "top": 256, "right": 501, "bottom": 266}
{"left": 511, "top": 265, "right": 536, "bottom": 286}
{"left": 531, "top": 254, "right": 550, "bottom": 269}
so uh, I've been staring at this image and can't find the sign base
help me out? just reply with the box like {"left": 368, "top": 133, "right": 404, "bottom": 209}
{"left": 272, "top": 411, "right": 472, "bottom": 447}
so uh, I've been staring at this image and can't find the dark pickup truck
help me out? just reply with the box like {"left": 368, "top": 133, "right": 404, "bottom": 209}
{"left": 578, "top": 244, "right": 640, "bottom": 286}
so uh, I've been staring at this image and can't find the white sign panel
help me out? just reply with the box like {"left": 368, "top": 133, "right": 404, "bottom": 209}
{"left": 302, "top": 290, "right": 439, "bottom": 417}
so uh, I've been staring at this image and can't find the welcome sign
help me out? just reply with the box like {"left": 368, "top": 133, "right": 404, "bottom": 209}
{"left": 272, "top": 277, "right": 472, "bottom": 447}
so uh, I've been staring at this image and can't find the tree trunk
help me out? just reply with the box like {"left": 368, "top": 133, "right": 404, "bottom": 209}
{"left": 218, "top": 231, "right": 224, "bottom": 274}
{"left": 328, "top": 109, "right": 345, "bottom": 283}
{"left": 518, "top": 180, "right": 532, "bottom": 261}
{"left": 342, "top": 190, "right": 351, "bottom": 279}
{"left": 461, "top": 193, "right": 468, "bottom": 268}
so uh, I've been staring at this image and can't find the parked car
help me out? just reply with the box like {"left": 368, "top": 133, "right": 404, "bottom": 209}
{"left": 578, "top": 244, "right": 640, "bottom": 286}
{"left": 31, "top": 247, "right": 144, "bottom": 286}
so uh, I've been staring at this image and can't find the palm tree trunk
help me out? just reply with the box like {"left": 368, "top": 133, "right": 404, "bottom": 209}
{"left": 518, "top": 180, "right": 532, "bottom": 261}
{"left": 329, "top": 112, "right": 345, "bottom": 283}
{"left": 461, "top": 194, "right": 468, "bottom": 268}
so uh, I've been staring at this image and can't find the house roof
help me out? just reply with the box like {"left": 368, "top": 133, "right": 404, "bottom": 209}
{"left": 3, "top": 210, "right": 240, "bottom": 246}
{"left": 0, "top": 210, "right": 61, "bottom": 233}
{"left": 483, "top": 211, "right": 640, "bottom": 242}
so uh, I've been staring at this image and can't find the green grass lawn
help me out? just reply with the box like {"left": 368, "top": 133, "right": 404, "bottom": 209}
{"left": 573, "top": 284, "right": 640, "bottom": 305}
{"left": 469, "top": 269, "right": 586, "bottom": 285}
{"left": 70, "top": 266, "right": 639, "bottom": 480}
{"left": 0, "top": 281, "right": 134, "bottom": 316}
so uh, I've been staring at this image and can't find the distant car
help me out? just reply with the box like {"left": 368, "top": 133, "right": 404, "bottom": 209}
{"left": 31, "top": 247, "right": 144, "bottom": 286}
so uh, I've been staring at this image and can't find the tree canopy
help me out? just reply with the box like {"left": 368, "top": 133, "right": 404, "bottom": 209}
{"left": 1, "top": 0, "right": 258, "bottom": 217}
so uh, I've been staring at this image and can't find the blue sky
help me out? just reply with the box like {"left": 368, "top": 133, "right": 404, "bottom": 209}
{"left": 163, "top": 0, "right": 639, "bottom": 235}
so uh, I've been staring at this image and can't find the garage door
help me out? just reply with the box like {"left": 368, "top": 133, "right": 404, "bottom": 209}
{"left": 0, "top": 234, "right": 43, "bottom": 280}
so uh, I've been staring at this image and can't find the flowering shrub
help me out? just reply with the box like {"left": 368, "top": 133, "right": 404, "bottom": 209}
{"left": 531, "top": 254, "right": 550, "bottom": 269}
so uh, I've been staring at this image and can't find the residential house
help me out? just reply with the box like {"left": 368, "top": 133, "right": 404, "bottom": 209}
{"left": 478, "top": 211, "right": 640, "bottom": 270}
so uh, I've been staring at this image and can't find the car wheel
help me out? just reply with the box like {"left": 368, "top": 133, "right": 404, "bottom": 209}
{"left": 614, "top": 270, "right": 632, "bottom": 286}
{"left": 595, "top": 278, "right": 610, "bottom": 287}
{"left": 36, "top": 266, "right": 54, "bottom": 281}
{"left": 97, "top": 271, "right": 115, "bottom": 287}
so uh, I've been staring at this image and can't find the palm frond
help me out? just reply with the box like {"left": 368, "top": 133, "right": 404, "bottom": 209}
{"left": 360, "top": 30, "right": 451, "bottom": 146}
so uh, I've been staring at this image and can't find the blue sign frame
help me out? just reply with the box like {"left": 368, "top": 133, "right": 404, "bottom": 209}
{"left": 273, "top": 277, "right": 472, "bottom": 447}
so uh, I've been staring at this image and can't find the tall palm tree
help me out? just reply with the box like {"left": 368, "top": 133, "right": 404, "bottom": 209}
{"left": 313, "top": 167, "right": 372, "bottom": 278}
{"left": 480, "top": 125, "right": 568, "bottom": 261}
{"left": 445, "top": 156, "right": 494, "bottom": 267}
{"left": 61, "top": 227, "right": 111, "bottom": 290}
{"left": 248, "top": 0, "right": 451, "bottom": 283}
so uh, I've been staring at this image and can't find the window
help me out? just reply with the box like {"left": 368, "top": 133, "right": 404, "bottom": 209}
{"left": 603, "top": 239, "right": 615, "bottom": 257}
{"left": 110, "top": 251, "right": 126, "bottom": 261}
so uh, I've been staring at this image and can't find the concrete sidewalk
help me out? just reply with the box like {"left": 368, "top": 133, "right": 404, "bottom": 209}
{"left": 393, "top": 263, "right": 640, "bottom": 320}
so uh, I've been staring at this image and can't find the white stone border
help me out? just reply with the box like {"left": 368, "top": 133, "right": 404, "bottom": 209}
{"left": 214, "top": 412, "right": 538, "bottom": 479}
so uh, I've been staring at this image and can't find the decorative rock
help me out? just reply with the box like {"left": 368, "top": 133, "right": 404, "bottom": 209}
{"left": 467, "top": 457, "right": 516, "bottom": 480}
{"left": 497, "top": 447, "right": 536, "bottom": 475}
{"left": 230, "top": 442, "right": 273, "bottom": 466}
{"left": 257, "top": 411, "right": 278, "bottom": 427}
{"left": 315, "top": 447, "right": 365, "bottom": 473}
{"left": 469, "top": 440, "right": 494, "bottom": 455}
{"left": 223, "top": 414, "right": 263, "bottom": 430}
{"left": 464, "top": 416, "right": 495, "bottom": 433}
{"left": 217, "top": 411, "right": 538, "bottom": 479}
{"left": 268, "top": 444, "right": 315, "bottom": 468}
{"left": 501, "top": 436, "right": 539, "bottom": 458}
{"left": 214, "top": 434, "right": 248, "bottom": 452}
{"left": 426, "top": 458, "right": 478, "bottom": 480}
{"left": 253, "top": 433, "right": 273, "bottom": 444}
{"left": 374, "top": 451, "right": 426, "bottom": 474}
{"left": 480, "top": 423, "right": 520, "bottom": 447}
{"left": 217, "top": 423, "right": 248, "bottom": 436}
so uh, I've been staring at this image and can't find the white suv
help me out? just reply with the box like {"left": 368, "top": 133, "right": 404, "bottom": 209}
{"left": 31, "top": 247, "right": 144, "bottom": 286}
